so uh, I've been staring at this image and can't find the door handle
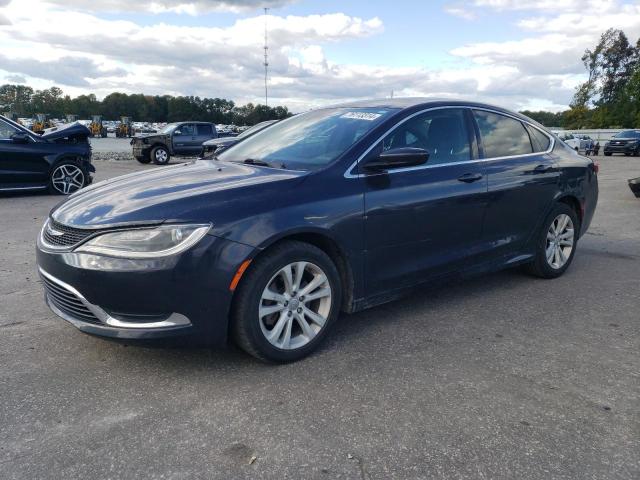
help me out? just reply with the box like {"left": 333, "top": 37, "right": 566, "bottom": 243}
{"left": 532, "top": 164, "right": 554, "bottom": 174}
{"left": 457, "top": 172, "right": 483, "bottom": 183}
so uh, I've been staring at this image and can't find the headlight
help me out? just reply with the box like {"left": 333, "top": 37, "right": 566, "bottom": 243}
{"left": 75, "top": 224, "right": 211, "bottom": 258}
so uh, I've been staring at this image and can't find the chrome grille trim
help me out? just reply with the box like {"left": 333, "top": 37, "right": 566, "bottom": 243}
{"left": 39, "top": 268, "right": 192, "bottom": 330}
{"left": 40, "top": 219, "right": 97, "bottom": 250}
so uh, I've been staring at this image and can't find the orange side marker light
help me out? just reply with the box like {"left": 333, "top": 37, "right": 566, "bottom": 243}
{"left": 229, "top": 259, "right": 252, "bottom": 292}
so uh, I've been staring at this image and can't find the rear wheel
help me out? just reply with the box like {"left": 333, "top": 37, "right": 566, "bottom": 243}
{"left": 49, "top": 160, "right": 87, "bottom": 195}
{"left": 231, "top": 241, "right": 342, "bottom": 363}
{"left": 151, "top": 146, "right": 170, "bottom": 165}
{"left": 524, "top": 203, "right": 579, "bottom": 279}
{"left": 604, "top": 152, "right": 612, "bottom": 156}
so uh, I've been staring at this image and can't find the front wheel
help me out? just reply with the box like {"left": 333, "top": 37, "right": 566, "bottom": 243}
{"left": 604, "top": 152, "right": 612, "bottom": 156}
{"left": 231, "top": 241, "right": 342, "bottom": 363}
{"left": 151, "top": 146, "right": 170, "bottom": 165}
{"left": 49, "top": 161, "right": 87, "bottom": 195}
{"left": 524, "top": 203, "right": 579, "bottom": 279}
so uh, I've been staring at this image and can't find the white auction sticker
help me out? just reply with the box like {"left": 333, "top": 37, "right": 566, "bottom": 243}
{"left": 340, "top": 112, "right": 382, "bottom": 121}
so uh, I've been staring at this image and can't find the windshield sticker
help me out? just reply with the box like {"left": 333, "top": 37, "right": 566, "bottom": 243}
{"left": 340, "top": 112, "right": 382, "bottom": 121}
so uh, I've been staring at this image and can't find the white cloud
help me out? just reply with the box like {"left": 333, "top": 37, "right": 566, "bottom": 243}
{"left": 1, "top": 0, "right": 639, "bottom": 112}
{"left": 40, "top": 0, "right": 296, "bottom": 14}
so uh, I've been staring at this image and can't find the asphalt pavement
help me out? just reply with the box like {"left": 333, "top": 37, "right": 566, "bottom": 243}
{"left": 0, "top": 155, "right": 638, "bottom": 479}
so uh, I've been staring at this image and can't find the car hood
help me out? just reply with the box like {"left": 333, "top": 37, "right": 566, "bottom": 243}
{"left": 41, "top": 122, "right": 91, "bottom": 141}
{"left": 51, "top": 160, "right": 306, "bottom": 228}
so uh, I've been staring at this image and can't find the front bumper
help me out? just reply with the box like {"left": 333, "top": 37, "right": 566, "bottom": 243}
{"left": 604, "top": 143, "right": 638, "bottom": 154}
{"left": 132, "top": 144, "right": 151, "bottom": 159}
{"left": 36, "top": 233, "right": 256, "bottom": 344}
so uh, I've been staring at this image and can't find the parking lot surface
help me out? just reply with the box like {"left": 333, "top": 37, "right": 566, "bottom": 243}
{"left": 1, "top": 156, "right": 639, "bottom": 479}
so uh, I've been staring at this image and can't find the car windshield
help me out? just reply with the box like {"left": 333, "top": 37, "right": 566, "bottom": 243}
{"left": 217, "top": 107, "right": 396, "bottom": 170}
{"left": 159, "top": 123, "right": 179, "bottom": 134}
{"left": 614, "top": 130, "right": 640, "bottom": 138}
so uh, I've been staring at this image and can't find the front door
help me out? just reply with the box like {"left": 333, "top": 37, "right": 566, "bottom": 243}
{"left": 362, "top": 108, "right": 489, "bottom": 296}
{"left": 172, "top": 123, "right": 197, "bottom": 155}
{"left": 0, "top": 119, "right": 48, "bottom": 189}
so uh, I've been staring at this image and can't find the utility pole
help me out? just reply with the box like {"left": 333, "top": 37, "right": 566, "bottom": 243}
{"left": 263, "top": 7, "right": 269, "bottom": 107}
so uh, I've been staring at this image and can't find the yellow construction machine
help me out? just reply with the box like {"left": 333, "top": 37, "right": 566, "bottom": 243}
{"left": 31, "top": 113, "right": 52, "bottom": 134}
{"left": 116, "top": 116, "right": 134, "bottom": 138}
{"left": 89, "top": 115, "right": 107, "bottom": 138}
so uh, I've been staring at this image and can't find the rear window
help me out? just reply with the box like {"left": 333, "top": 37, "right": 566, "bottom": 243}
{"left": 474, "top": 110, "right": 533, "bottom": 158}
{"left": 526, "top": 125, "right": 551, "bottom": 152}
{"left": 197, "top": 124, "right": 213, "bottom": 136}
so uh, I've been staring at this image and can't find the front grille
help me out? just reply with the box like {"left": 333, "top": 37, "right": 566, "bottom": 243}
{"left": 41, "top": 274, "right": 101, "bottom": 324}
{"left": 43, "top": 219, "right": 95, "bottom": 248}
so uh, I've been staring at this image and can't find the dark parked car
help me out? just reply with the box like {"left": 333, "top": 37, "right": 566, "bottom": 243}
{"left": 36, "top": 99, "right": 598, "bottom": 362}
{"left": 604, "top": 130, "right": 640, "bottom": 156}
{"left": 0, "top": 114, "right": 94, "bottom": 195}
{"left": 200, "top": 120, "right": 278, "bottom": 158}
{"left": 131, "top": 121, "right": 217, "bottom": 165}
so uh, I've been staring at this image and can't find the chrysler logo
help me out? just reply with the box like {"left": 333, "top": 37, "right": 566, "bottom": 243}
{"left": 46, "top": 224, "right": 64, "bottom": 236}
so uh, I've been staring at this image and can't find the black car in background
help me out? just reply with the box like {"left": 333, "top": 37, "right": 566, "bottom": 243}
{"left": 200, "top": 120, "right": 278, "bottom": 158}
{"left": 36, "top": 99, "right": 598, "bottom": 362}
{"left": 604, "top": 130, "right": 640, "bottom": 156}
{"left": 0, "top": 115, "right": 94, "bottom": 195}
{"left": 131, "top": 121, "right": 217, "bottom": 165}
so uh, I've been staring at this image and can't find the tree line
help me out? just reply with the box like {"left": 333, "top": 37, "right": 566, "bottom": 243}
{"left": 0, "top": 85, "right": 292, "bottom": 126}
{"left": 523, "top": 28, "right": 639, "bottom": 129}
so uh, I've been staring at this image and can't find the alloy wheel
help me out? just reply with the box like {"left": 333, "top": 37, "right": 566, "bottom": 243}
{"left": 155, "top": 149, "right": 168, "bottom": 163}
{"left": 51, "top": 164, "right": 84, "bottom": 195}
{"left": 546, "top": 213, "right": 574, "bottom": 269}
{"left": 259, "top": 261, "right": 332, "bottom": 350}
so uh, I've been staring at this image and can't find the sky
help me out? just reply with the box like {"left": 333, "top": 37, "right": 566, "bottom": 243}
{"left": 1, "top": 0, "right": 640, "bottom": 112}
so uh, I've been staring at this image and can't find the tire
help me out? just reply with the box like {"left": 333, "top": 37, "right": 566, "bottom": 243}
{"left": 231, "top": 240, "right": 342, "bottom": 363}
{"left": 151, "top": 146, "right": 170, "bottom": 165}
{"left": 48, "top": 160, "right": 88, "bottom": 195}
{"left": 604, "top": 152, "right": 612, "bottom": 156}
{"left": 136, "top": 154, "right": 151, "bottom": 164}
{"left": 524, "top": 203, "right": 579, "bottom": 279}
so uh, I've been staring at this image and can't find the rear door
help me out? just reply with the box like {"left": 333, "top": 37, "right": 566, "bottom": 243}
{"left": 362, "top": 107, "right": 489, "bottom": 295}
{"left": 472, "top": 109, "right": 558, "bottom": 260}
{"left": 195, "top": 124, "right": 216, "bottom": 151}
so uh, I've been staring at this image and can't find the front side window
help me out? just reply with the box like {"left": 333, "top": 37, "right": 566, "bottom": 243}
{"left": 474, "top": 110, "right": 533, "bottom": 158}
{"left": 179, "top": 124, "right": 195, "bottom": 136}
{"left": 377, "top": 108, "right": 471, "bottom": 165}
{"left": 0, "top": 120, "right": 18, "bottom": 140}
{"left": 218, "top": 107, "right": 396, "bottom": 171}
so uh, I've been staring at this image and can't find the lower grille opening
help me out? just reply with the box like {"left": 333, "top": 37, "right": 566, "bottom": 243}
{"left": 41, "top": 275, "right": 101, "bottom": 325}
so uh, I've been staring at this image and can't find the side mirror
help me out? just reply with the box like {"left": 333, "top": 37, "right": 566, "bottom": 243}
{"left": 365, "top": 147, "right": 429, "bottom": 172}
{"left": 173, "top": 130, "right": 182, "bottom": 136}
{"left": 10, "top": 133, "right": 30, "bottom": 144}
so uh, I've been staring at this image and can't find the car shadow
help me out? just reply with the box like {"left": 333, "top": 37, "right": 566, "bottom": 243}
{"left": 86, "top": 266, "right": 535, "bottom": 371}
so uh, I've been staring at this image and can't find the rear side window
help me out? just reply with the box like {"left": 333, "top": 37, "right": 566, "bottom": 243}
{"left": 197, "top": 124, "right": 213, "bottom": 136}
{"left": 379, "top": 108, "right": 471, "bottom": 165}
{"left": 526, "top": 125, "right": 551, "bottom": 152}
{"left": 474, "top": 110, "right": 533, "bottom": 158}
{"left": 0, "top": 120, "right": 18, "bottom": 140}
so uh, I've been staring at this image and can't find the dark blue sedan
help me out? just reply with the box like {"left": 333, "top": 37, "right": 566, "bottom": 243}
{"left": 36, "top": 99, "right": 599, "bottom": 362}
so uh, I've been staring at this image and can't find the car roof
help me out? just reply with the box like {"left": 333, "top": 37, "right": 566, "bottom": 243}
{"left": 322, "top": 97, "right": 548, "bottom": 130}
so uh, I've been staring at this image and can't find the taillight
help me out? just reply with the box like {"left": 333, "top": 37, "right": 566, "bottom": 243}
{"left": 592, "top": 160, "right": 599, "bottom": 174}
